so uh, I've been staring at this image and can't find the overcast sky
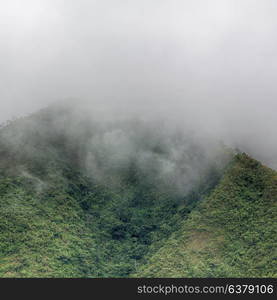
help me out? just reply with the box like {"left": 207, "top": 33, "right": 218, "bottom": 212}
{"left": 0, "top": 0, "right": 277, "bottom": 167}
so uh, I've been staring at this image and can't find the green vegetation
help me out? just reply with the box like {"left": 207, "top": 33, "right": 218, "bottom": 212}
{"left": 133, "top": 153, "right": 277, "bottom": 277}
{"left": 0, "top": 155, "right": 224, "bottom": 277}
{"left": 0, "top": 106, "right": 276, "bottom": 277}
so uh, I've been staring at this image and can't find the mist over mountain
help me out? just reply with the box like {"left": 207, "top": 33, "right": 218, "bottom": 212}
{"left": 0, "top": 103, "right": 276, "bottom": 278}
{"left": 0, "top": 1, "right": 276, "bottom": 278}
{"left": 1, "top": 1, "right": 277, "bottom": 168}
{"left": 0, "top": 102, "right": 231, "bottom": 198}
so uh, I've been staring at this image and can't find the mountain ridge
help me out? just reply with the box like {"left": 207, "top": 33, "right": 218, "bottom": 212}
{"left": 133, "top": 153, "right": 277, "bottom": 277}
{"left": 0, "top": 106, "right": 276, "bottom": 277}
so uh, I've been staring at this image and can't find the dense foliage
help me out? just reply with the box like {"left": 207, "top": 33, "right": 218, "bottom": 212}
{"left": 133, "top": 154, "right": 277, "bottom": 277}
{"left": 0, "top": 106, "right": 275, "bottom": 277}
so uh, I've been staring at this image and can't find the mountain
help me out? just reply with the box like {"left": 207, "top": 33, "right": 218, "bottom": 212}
{"left": 0, "top": 104, "right": 276, "bottom": 277}
{"left": 133, "top": 153, "right": 277, "bottom": 277}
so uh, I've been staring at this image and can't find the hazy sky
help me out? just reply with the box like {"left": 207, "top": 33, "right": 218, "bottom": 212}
{"left": 0, "top": 0, "right": 277, "bottom": 167}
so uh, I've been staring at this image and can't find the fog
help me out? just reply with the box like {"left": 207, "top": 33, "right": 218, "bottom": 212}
{"left": 0, "top": 0, "right": 277, "bottom": 168}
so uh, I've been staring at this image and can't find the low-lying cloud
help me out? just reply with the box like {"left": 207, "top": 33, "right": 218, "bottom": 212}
{"left": 0, "top": 0, "right": 276, "bottom": 168}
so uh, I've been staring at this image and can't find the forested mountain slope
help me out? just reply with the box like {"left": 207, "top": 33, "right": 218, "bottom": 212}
{"left": 133, "top": 154, "right": 277, "bottom": 277}
{"left": 0, "top": 105, "right": 275, "bottom": 277}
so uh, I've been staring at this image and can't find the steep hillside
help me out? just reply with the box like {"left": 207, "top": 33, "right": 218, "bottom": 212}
{"left": 0, "top": 106, "right": 230, "bottom": 277}
{"left": 133, "top": 154, "right": 277, "bottom": 277}
{"left": 0, "top": 105, "right": 275, "bottom": 278}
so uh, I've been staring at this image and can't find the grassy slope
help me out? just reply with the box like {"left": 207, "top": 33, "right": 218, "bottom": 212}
{"left": 133, "top": 154, "right": 277, "bottom": 277}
